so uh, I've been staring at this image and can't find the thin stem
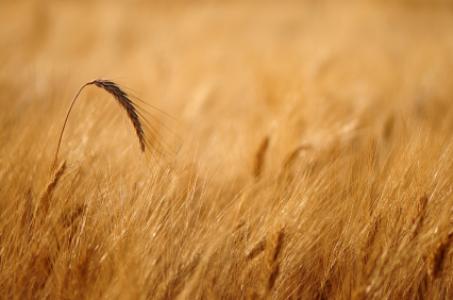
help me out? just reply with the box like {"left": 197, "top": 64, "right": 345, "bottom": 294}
{"left": 51, "top": 82, "right": 92, "bottom": 171}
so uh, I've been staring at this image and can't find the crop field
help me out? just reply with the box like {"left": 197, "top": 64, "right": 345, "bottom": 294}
{"left": 1, "top": 0, "right": 453, "bottom": 299}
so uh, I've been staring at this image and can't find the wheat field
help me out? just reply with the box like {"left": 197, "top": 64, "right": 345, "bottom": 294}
{"left": 1, "top": 0, "right": 453, "bottom": 299}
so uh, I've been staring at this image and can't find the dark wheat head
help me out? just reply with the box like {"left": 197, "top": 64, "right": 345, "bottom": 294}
{"left": 52, "top": 79, "right": 148, "bottom": 171}
{"left": 89, "top": 80, "right": 146, "bottom": 151}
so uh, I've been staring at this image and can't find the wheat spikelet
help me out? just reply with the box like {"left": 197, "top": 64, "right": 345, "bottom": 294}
{"left": 38, "top": 161, "right": 67, "bottom": 215}
{"left": 270, "top": 228, "right": 285, "bottom": 263}
{"left": 246, "top": 239, "right": 267, "bottom": 260}
{"left": 162, "top": 255, "right": 201, "bottom": 299}
{"left": 281, "top": 143, "right": 313, "bottom": 171}
{"left": 365, "top": 216, "right": 381, "bottom": 250}
{"left": 21, "top": 189, "right": 34, "bottom": 228}
{"left": 410, "top": 195, "right": 429, "bottom": 238}
{"left": 266, "top": 227, "right": 285, "bottom": 292}
{"left": 382, "top": 113, "right": 395, "bottom": 142}
{"left": 253, "top": 136, "right": 270, "bottom": 178}
{"left": 428, "top": 231, "right": 453, "bottom": 279}
{"left": 52, "top": 80, "right": 147, "bottom": 170}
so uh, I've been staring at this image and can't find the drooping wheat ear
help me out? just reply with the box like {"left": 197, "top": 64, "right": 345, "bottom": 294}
{"left": 92, "top": 80, "right": 146, "bottom": 150}
{"left": 52, "top": 80, "right": 146, "bottom": 170}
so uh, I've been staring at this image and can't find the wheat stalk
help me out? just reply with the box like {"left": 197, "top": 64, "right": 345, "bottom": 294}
{"left": 52, "top": 80, "right": 146, "bottom": 170}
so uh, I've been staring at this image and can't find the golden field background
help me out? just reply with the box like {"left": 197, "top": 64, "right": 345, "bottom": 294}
{"left": 1, "top": 0, "right": 453, "bottom": 299}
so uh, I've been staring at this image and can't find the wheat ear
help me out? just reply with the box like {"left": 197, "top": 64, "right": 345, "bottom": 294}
{"left": 428, "top": 231, "right": 453, "bottom": 279}
{"left": 266, "top": 227, "right": 285, "bottom": 292}
{"left": 38, "top": 160, "right": 67, "bottom": 215}
{"left": 52, "top": 80, "right": 146, "bottom": 170}
{"left": 253, "top": 136, "right": 270, "bottom": 178}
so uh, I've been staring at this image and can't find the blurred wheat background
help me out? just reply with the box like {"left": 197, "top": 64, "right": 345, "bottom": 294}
{"left": 1, "top": 0, "right": 453, "bottom": 299}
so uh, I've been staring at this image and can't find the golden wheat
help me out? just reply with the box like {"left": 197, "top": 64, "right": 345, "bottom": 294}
{"left": 2, "top": 1, "right": 453, "bottom": 299}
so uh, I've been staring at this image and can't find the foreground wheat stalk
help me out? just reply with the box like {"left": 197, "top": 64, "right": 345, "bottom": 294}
{"left": 52, "top": 80, "right": 146, "bottom": 170}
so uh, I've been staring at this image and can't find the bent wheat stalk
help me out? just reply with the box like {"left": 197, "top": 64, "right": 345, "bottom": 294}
{"left": 52, "top": 80, "right": 146, "bottom": 170}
